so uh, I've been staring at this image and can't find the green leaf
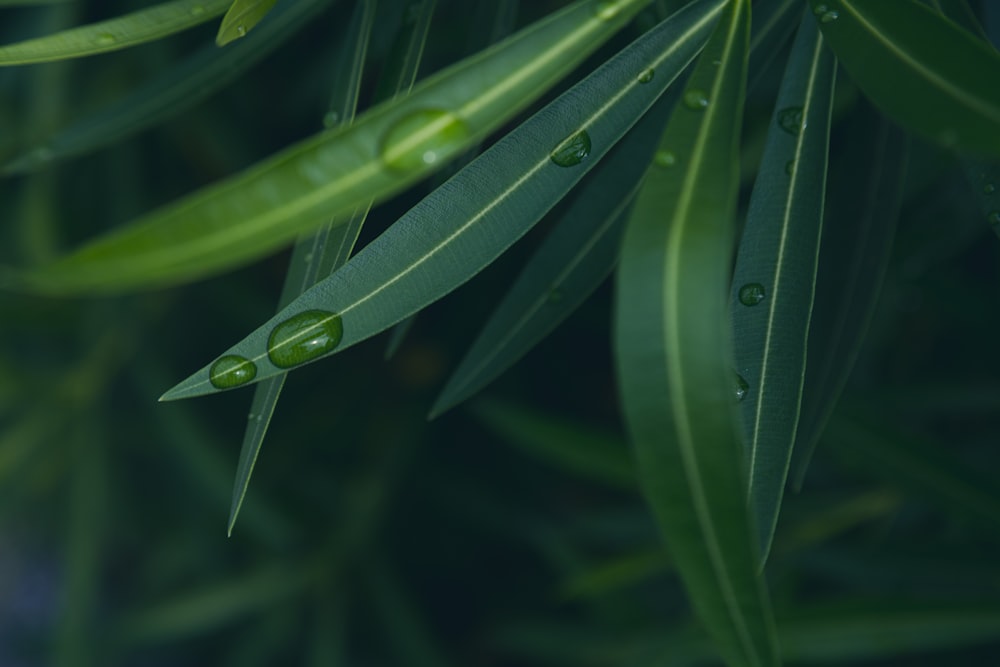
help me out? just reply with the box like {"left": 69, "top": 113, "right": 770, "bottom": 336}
{"left": 730, "top": 12, "right": 836, "bottom": 562}
{"left": 216, "top": 0, "right": 277, "bottom": 46}
{"left": 161, "top": 0, "right": 727, "bottom": 401}
{"left": 809, "top": 0, "right": 1000, "bottom": 157}
{"left": 3, "top": 0, "right": 334, "bottom": 174}
{"left": 14, "top": 0, "right": 656, "bottom": 294}
{"left": 791, "top": 111, "right": 907, "bottom": 488}
{"left": 614, "top": 0, "right": 779, "bottom": 664}
{"left": 0, "top": 0, "right": 231, "bottom": 66}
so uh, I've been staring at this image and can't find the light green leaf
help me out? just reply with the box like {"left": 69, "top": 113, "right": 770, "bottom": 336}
{"left": 160, "top": 0, "right": 728, "bottom": 401}
{"left": 216, "top": 0, "right": 277, "bottom": 46}
{"left": 0, "top": 0, "right": 231, "bottom": 66}
{"left": 791, "top": 112, "right": 907, "bottom": 488}
{"left": 14, "top": 0, "right": 656, "bottom": 294}
{"left": 3, "top": 0, "right": 333, "bottom": 175}
{"left": 809, "top": 0, "right": 1000, "bottom": 157}
{"left": 730, "top": 12, "right": 836, "bottom": 562}
{"left": 614, "top": 0, "right": 779, "bottom": 664}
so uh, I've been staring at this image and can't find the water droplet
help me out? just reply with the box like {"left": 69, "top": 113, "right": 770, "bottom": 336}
{"left": 818, "top": 10, "right": 839, "bottom": 23}
{"left": 267, "top": 309, "right": 344, "bottom": 368}
{"left": 594, "top": 0, "right": 622, "bottom": 20}
{"left": 683, "top": 89, "right": 709, "bottom": 111}
{"left": 322, "top": 111, "right": 340, "bottom": 128}
{"left": 653, "top": 150, "right": 676, "bottom": 168}
{"left": 984, "top": 183, "right": 996, "bottom": 195}
{"left": 380, "top": 109, "right": 470, "bottom": 171}
{"left": 785, "top": 159, "right": 795, "bottom": 175}
{"left": 738, "top": 283, "right": 766, "bottom": 306}
{"left": 550, "top": 130, "right": 591, "bottom": 167}
{"left": 734, "top": 372, "right": 749, "bottom": 402}
{"left": 190, "top": 4, "right": 206, "bottom": 15}
{"left": 813, "top": 4, "right": 829, "bottom": 14}
{"left": 988, "top": 211, "right": 1000, "bottom": 227}
{"left": 303, "top": 252, "right": 314, "bottom": 264}
{"left": 236, "top": 24, "right": 247, "bottom": 37}
{"left": 210, "top": 355, "right": 258, "bottom": 389}
{"left": 547, "top": 287, "right": 564, "bottom": 303}
{"left": 777, "top": 106, "right": 804, "bottom": 135}
{"left": 95, "top": 33, "right": 116, "bottom": 46}
{"left": 637, "top": 68, "right": 654, "bottom": 84}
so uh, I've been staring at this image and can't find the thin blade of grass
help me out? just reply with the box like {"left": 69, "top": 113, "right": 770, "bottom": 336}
{"left": 0, "top": 0, "right": 231, "bottom": 66}
{"left": 614, "top": 0, "right": 780, "bottom": 664}
{"left": 14, "top": 0, "right": 656, "bottom": 294}
{"left": 730, "top": 12, "right": 836, "bottom": 562}
{"left": 161, "top": 0, "right": 727, "bottom": 401}
{"left": 216, "top": 0, "right": 278, "bottom": 46}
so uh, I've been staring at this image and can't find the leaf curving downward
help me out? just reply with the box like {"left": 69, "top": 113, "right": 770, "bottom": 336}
{"left": 160, "top": 0, "right": 729, "bottom": 401}
{"left": 614, "top": 0, "right": 779, "bottom": 664}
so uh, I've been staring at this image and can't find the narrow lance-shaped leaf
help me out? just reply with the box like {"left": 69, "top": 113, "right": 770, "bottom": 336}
{"left": 729, "top": 12, "right": 836, "bottom": 562}
{"left": 808, "top": 0, "right": 1000, "bottom": 158}
{"left": 3, "top": 0, "right": 334, "bottom": 175}
{"left": 13, "top": 0, "right": 657, "bottom": 294}
{"left": 614, "top": 0, "right": 779, "bottom": 664}
{"left": 216, "top": 0, "right": 278, "bottom": 46}
{"left": 160, "top": 0, "right": 730, "bottom": 401}
{"left": 0, "top": 0, "right": 232, "bottom": 66}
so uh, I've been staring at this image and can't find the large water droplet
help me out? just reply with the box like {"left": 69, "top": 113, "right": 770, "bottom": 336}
{"left": 654, "top": 150, "right": 676, "bottom": 168}
{"left": 380, "top": 109, "right": 469, "bottom": 172}
{"left": 777, "top": 107, "right": 804, "bottom": 135}
{"left": 738, "top": 283, "right": 766, "bottom": 306}
{"left": 988, "top": 211, "right": 1000, "bottom": 227}
{"left": 236, "top": 24, "right": 247, "bottom": 37}
{"left": 594, "top": 0, "right": 622, "bottom": 20}
{"left": 734, "top": 372, "right": 749, "bottom": 402}
{"left": 683, "top": 89, "right": 709, "bottom": 110}
{"left": 637, "top": 68, "right": 654, "bottom": 84}
{"left": 267, "top": 310, "right": 344, "bottom": 368}
{"left": 210, "top": 355, "right": 258, "bottom": 389}
{"left": 550, "top": 130, "right": 591, "bottom": 167}
{"left": 322, "top": 111, "right": 340, "bottom": 129}
{"left": 95, "top": 33, "right": 116, "bottom": 46}
{"left": 818, "top": 10, "right": 839, "bottom": 23}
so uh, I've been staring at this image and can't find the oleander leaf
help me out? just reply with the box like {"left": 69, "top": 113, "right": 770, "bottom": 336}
{"left": 614, "top": 1, "right": 779, "bottom": 664}
{"left": 730, "top": 12, "right": 836, "bottom": 562}
{"left": 14, "top": 0, "right": 657, "bottom": 294}
{"left": 0, "top": 0, "right": 231, "bottom": 66}
{"left": 216, "top": 0, "right": 278, "bottom": 46}
{"left": 809, "top": 0, "right": 1000, "bottom": 157}
{"left": 160, "top": 0, "right": 727, "bottom": 401}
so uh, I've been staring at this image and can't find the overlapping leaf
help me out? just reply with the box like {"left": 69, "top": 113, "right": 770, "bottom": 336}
{"left": 12, "top": 0, "right": 656, "bottom": 294}
{"left": 729, "top": 12, "right": 836, "bottom": 562}
{"left": 216, "top": 0, "right": 278, "bottom": 46}
{"left": 614, "top": 0, "right": 778, "bottom": 664}
{"left": 161, "top": 0, "right": 728, "bottom": 401}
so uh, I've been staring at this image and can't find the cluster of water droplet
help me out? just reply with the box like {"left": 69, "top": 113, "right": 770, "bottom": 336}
{"left": 812, "top": 3, "right": 839, "bottom": 24}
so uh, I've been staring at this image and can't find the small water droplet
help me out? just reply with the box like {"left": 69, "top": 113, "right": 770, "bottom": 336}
{"left": 683, "top": 89, "right": 709, "bottom": 111}
{"left": 777, "top": 106, "right": 804, "bottom": 135}
{"left": 303, "top": 252, "right": 314, "bottom": 264}
{"left": 547, "top": 287, "right": 564, "bottom": 303}
{"left": 267, "top": 310, "right": 344, "bottom": 368}
{"left": 190, "top": 4, "right": 206, "bottom": 15}
{"left": 785, "top": 159, "right": 795, "bottom": 175}
{"left": 95, "top": 33, "right": 116, "bottom": 46}
{"left": 210, "top": 355, "right": 258, "bottom": 389}
{"left": 738, "top": 283, "right": 766, "bottom": 306}
{"left": 988, "top": 211, "right": 1000, "bottom": 227}
{"left": 550, "top": 130, "right": 591, "bottom": 167}
{"left": 322, "top": 111, "right": 340, "bottom": 128}
{"left": 380, "top": 109, "right": 469, "bottom": 171}
{"left": 653, "top": 150, "right": 676, "bottom": 168}
{"left": 984, "top": 183, "right": 996, "bottom": 195}
{"left": 637, "top": 68, "right": 654, "bottom": 84}
{"left": 594, "top": 0, "right": 622, "bottom": 20}
{"left": 818, "top": 10, "right": 839, "bottom": 23}
{"left": 813, "top": 4, "right": 829, "bottom": 14}
{"left": 236, "top": 24, "right": 247, "bottom": 37}
{"left": 734, "top": 372, "right": 749, "bottom": 402}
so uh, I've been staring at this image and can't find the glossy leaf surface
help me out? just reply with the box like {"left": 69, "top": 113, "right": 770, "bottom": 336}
{"left": 216, "top": 0, "right": 278, "bottom": 46}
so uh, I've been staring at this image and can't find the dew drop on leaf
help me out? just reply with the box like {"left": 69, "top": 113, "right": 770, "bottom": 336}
{"left": 738, "top": 283, "right": 766, "bottom": 306}
{"left": 547, "top": 287, "right": 565, "bottom": 303}
{"left": 236, "top": 24, "right": 247, "bottom": 37}
{"left": 190, "top": 4, "right": 206, "bottom": 16}
{"left": 322, "top": 111, "right": 340, "bottom": 129}
{"left": 683, "top": 89, "right": 709, "bottom": 110}
{"left": 210, "top": 355, "right": 258, "bottom": 389}
{"left": 734, "top": 372, "right": 749, "bottom": 402}
{"left": 984, "top": 183, "right": 996, "bottom": 195}
{"left": 654, "top": 150, "right": 676, "bottom": 168}
{"left": 267, "top": 310, "right": 344, "bottom": 368}
{"left": 818, "top": 10, "right": 839, "bottom": 23}
{"left": 550, "top": 130, "right": 591, "bottom": 167}
{"left": 988, "top": 211, "right": 1000, "bottom": 227}
{"left": 637, "top": 68, "right": 654, "bottom": 84}
{"left": 380, "top": 109, "right": 470, "bottom": 171}
{"left": 777, "top": 106, "right": 804, "bottom": 136}
{"left": 95, "top": 33, "right": 116, "bottom": 46}
{"left": 785, "top": 159, "right": 795, "bottom": 175}
{"left": 594, "top": 0, "right": 622, "bottom": 20}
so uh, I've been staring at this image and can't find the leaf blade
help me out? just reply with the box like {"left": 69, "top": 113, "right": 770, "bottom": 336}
{"left": 216, "top": 0, "right": 278, "bottom": 46}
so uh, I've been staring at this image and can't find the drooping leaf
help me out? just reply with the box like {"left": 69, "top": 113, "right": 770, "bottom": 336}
{"left": 730, "top": 12, "right": 837, "bottom": 562}
{"left": 809, "top": 0, "right": 1000, "bottom": 157}
{"left": 161, "top": 0, "right": 728, "bottom": 401}
{"left": 614, "top": 0, "right": 779, "bottom": 664}
{"left": 14, "top": 0, "right": 657, "bottom": 294}
{"left": 0, "top": 0, "right": 231, "bottom": 66}
{"left": 216, "top": 0, "right": 278, "bottom": 46}
{"left": 2, "top": 0, "right": 334, "bottom": 174}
